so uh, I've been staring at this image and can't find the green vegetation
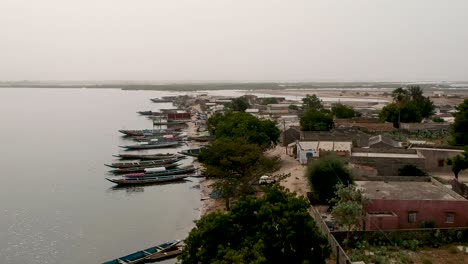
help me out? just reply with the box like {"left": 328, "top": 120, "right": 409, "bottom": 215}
{"left": 446, "top": 148, "right": 468, "bottom": 179}
{"left": 180, "top": 186, "right": 331, "bottom": 264}
{"left": 330, "top": 183, "right": 368, "bottom": 240}
{"left": 300, "top": 109, "right": 333, "bottom": 131}
{"left": 398, "top": 165, "right": 428, "bottom": 176}
{"left": 306, "top": 156, "right": 354, "bottom": 203}
{"left": 450, "top": 99, "right": 468, "bottom": 146}
{"left": 379, "top": 86, "right": 435, "bottom": 128}
{"left": 432, "top": 116, "right": 445, "bottom": 123}
{"left": 331, "top": 103, "right": 359, "bottom": 119}
{"left": 198, "top": 138, "right": 280, "bottom": 210}
{"left": 260, "top": 97, "right": 278, "bottom": 105}
{"left": 302, "top": 94, "right": 324, "bottom": 111}
{"left": 207, "top": 112, "right": 280, "bottom": 149}
{"left": 224, "top": 96, "right": 250, "bottom": 112}
{"left": 288, "top": 104, "right": 299, "bottom": 110}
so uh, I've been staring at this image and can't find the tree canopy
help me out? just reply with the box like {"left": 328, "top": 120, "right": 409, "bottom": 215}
{"left": 180, "top": 186, "right": 331, "bottom": 264}
{"left": 302, "top": 94, "right": 324, "bottom": 111}
{"left": 300, "top": 109, "right": 333, "bottom": 131}
{"left": 225, "top": 96, "right": 250, "bottom": 112}
{"left": 330, "top": 183, "right": 368, "bottom": 239}
{"left": 451, "top": 99, "right": 468, "bottom": 146}
{"left": 332, "top": 103, "right": 358, "bottom": 119}
{"left": 207, "top": 111, "right": 280, "bottom": 149}
{"left": 446, "top": 147, "right": 468, "bottom": 179}
{"left": 379, "top": 86, "right": 434, "bottom": 127}
{"left": 198, "top": 138, "right": 280, "bottom": 209}
{"left": 306, "top": 156, "right": 354, "bottom": 203}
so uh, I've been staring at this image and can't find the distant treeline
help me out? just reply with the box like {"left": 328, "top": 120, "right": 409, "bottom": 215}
{"left": 0, "top": 82, "right": 461, "bottom": 91}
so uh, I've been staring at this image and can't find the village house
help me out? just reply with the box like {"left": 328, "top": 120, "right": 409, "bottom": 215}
{"left": 294, "top": 141, "right": 352, "bottom": 165}
{"left": 334, "top": 117, "right": 394, "bottom": 133}
{"left": 358, "top": 179, "right": 468, "bottom": 230}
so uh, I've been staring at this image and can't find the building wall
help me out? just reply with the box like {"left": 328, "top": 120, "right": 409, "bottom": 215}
{"left": 400, "top": 123, "right": 450, "bottom": 132}
{"left": 350, "top": 155, "right": 425, "bottom": 176}
{"left": 297, "top": 147, "right": 318, "bottom": 165}
{"left": 366, "top": 199, "right": 468, "bottom": 230}
{"left": 415, "top": 148, "right": 464, "bottom": 173}
{"left": 282, "top": 127, "right": 301, "bottom": 146}
{"left": 366, "top": 213, "right": 399, "bottom": 230}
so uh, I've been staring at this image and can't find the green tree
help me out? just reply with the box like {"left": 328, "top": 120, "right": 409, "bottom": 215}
{"left": 208, "top": 112, "right": 281, "bottom": 149}
{"left": 451, "top": 99, "right": 468, "bottom": 146}
{"left": 380, "top": 86, "right": 434, "bottom": 127}
{"left": 300, "top": 109, "right": 333, "bottom": 131}
{"left": 302, "top": 94, "right": 324, "bottom": 111}
{"left": 288, "top": 104, "right": 299, "bottom": 110}
{"left": 332, "top": 103, "right": 358, "bottom": 119}
{"left": 398, "top": 165, "right": 428, "bottom": 176}
{"left": 198, "top": 138, "right": 280, "bottom": 209}
{"left": 261, "top": 97, "right": 279, "bottom": 105}
{"left": 330, "top": 183, "right": 368, "bottom": 240}
{"left": 180, "top": 186, "right": 331, "bottom": 264}
{"left": 225, "top": 96, "right": 250, "bottom": 112}
{"left": 306, "top": 156, "right": 354, "bottom": 203}
{"left": 446, "top": 148, "right": 468, "bottom": 179}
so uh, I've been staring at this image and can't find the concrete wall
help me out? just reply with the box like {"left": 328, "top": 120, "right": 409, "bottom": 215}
{"left": 366, "top": 199, "right": 468, "bottom": 230}
{"left": 400, "top": 122, "right": 450, "bottom": 132}
{"left": 414, "top": 148, "right": 464, "bottom": 173}
{"left": 366, "top": 212, "right": 399, "bottom": 230}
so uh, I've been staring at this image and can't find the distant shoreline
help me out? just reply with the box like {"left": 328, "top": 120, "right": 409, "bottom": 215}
{"left": 1, "top": 82, "right": 468, "bottom": 91}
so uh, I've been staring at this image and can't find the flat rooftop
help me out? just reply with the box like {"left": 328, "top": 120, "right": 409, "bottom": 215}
{"left": 356, "top": 181, "right": 464, "bottom": 201}
{"left": 352, "top": 152, "right": 420, "bottom": 158}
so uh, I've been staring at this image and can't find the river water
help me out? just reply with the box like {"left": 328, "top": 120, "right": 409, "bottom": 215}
{"left": 0, "top": 88, "right": 201, "bottom": 264}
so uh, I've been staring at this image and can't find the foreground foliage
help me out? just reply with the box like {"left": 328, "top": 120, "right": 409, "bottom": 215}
{"left": 446, "top": 147, "right": 468, "bottom": 179}
{"left": 306, "top": 156, "right": 354, "bottom": 203}
{"left": 180, "top": 187, "right": 331, "bottom": 264}
{"left": 198, "top": 138, "right": 280, "bottom": 209}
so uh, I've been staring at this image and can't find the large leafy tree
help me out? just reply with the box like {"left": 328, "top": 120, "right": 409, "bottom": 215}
{"left": 198, "top": 138, "right": 280, "bottom": 209}
{"left": 379, "top": 86, "right": 434, "bottom": 127}
{"left": 225, "top": 96, "right": 250, "bottom": 112}
{"left": 209, "top": 112, "right": 280, "bottom": 149}
{"left": 451, "top": 99, "right": 468, "bottom": 146}
{"left": 302, "top": 94, "right": 324, "bottom": 111}
{"left": 300, "top": 109, "right": 333, "bottom": 131}
{"left": 306, "top": 156, "right": 354, "bottom": 203}
{"left": 330, "top": 183, "right": 368, "bottom": 240}
{"left": 180, "top": 186, "right": 331, "bottom": 264}
{"left": 446, "top": 148, "right": 468, "bottom": 179}
{"left": 332, "top": 103, "right": 358, "bottom": 119}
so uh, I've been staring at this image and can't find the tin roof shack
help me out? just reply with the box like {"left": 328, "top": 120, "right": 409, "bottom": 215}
{"left": 368, "top": 135, "right": 403, "bottom": 148}
{"left": 296, "top": 141, "right": 352, "bottom": 165}
{"left": 357, "top": 180, "right": 468, "bottom": 230}
{"left": 301, "top": 130, "right": 370, "bottom": 147}
{"left": 350, "top": 148, "right": 425, "bottom": 176}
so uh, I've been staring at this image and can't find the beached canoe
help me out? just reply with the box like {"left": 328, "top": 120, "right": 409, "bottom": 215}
{"left": 109, "top": 163, "right": 179, "bottom": 174}
{"left": 118, "top": 129, "right": 177, "bottom": 137}
{"left": 105, "top": 157, "right": 183, "bottom": 168}
{"left": 119, "top": 141, "right": 181, "bottom": 150}
{"left": 112, "top": 153, "right": 180, "bottom": 160}
{"left": 102, "top": 240, "right": 181, "bottom": 264}
{"left": 106, "top": 174, "right": 190, "bottom": 185}
{"left": 179, "top": 147, "right": 205, "bottom": 157}
{"left": 123, "top": 165, "right": 196, "bottom": 178}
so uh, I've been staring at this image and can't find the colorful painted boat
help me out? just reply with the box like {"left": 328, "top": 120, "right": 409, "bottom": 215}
{"left": 179, "top": 147, "right": 205, "bottom": 157}
{"left": 123, "top": 165, "right": 196, "bottom": 177}
{"left": 102, "top": 240, "right": 181, "bottom": 264}
{"left": 112, "top": 153, "right": 180, "bottom": 160}
{"left": 118, "top": 129, "right": 177, "bottom": 137}
{"left": 109, "top": 163, "right": 179, "bottom": 174}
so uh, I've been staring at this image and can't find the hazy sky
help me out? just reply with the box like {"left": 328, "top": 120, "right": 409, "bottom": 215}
{"left": 1, "top": 0, "right": 467, "bottom": 82}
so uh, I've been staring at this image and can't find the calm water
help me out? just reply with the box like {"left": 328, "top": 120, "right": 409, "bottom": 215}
{"left": 0, "top": 88, "right": 201, "bottom": 264}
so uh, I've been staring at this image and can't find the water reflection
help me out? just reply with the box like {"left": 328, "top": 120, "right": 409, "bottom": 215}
{"left": 106, "top": 180, "right": 193, "bottom": 195}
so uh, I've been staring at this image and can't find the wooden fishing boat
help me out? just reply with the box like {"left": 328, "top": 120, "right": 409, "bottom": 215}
{"left": 131, "top": 134, "right": 184, "bottom": 142}
{"left": 109, "top": 163, "right": 179, "bottom": 174}
{"left": 105, "top": 157, "right": 183, "bottom": 168}
{"left": 106, "top": 174, "right": 190, "bottom": 185}
{"left": 118, "top": 129, "right": 177, "bottom": 137}
{"left": 102, "top": 240, "right": 181, "bottom": 264}
{"left": 120, "top": 141, "right": 181, "bottom": 150}
{"left": 179, "top": 148, "right": 205, "bottom": 157}
{"left": 112, "top": 153, "right": 180, "bottom": 160}
{"left": 152, "top": 120, "right": 189, "bottom": 126}
{"left": 123, "top": 165, "right": 196, "bottom": 177}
